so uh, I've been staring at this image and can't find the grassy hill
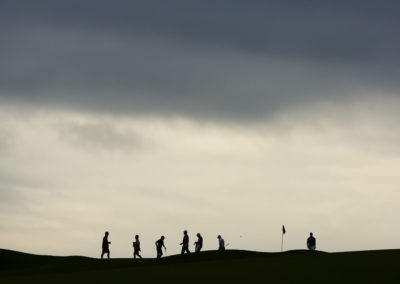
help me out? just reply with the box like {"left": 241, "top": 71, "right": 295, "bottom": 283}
{"left": 1, "top": 248, "right": 400, "bottom": 283}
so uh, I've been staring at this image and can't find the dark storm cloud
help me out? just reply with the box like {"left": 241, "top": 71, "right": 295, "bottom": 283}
{"left": 0, "top": 0, "right": 399, "bottom": 120}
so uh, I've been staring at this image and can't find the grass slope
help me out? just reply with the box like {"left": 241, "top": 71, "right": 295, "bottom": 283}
{"left": 1, "top": 248, "right": 400, "bottom": 283}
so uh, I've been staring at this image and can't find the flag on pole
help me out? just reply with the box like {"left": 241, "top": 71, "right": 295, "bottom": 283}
{"left": 282, "top": 225, "right": 286, "bottom": 234}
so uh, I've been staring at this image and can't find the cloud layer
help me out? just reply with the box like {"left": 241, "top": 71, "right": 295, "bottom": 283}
{"left": 1, "top": 0, "right": 399, "bottom": 121}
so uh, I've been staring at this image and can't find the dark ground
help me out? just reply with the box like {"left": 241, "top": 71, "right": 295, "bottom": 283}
{"left": 1, "top": 248, "right": 400, "bottom": 283}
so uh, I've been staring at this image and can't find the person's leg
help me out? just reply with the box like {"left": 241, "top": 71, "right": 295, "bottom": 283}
{"left": 182, "top": 245, "right": 189, "bottom": 254}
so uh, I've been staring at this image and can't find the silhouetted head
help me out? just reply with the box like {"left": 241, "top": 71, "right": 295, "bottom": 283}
{"left": 105, "top": 231, "right": 109, "bottom": 236}
{"left": 135, "top": 235, "right": 139, "bottom": 239}
{"left": 161, "top": 236, "right": 165, "bottom": 240}
{"left": 197, "top": 233, "right": 201, "bottom": 237}
{"left": 217, "top": 235, "right": 221, "bottom": 239}
{"left": 184, "top": 230, "right": 187, "bottom": 235}
{"left": 310, "top": 232, "right": 313, "bottom": 236}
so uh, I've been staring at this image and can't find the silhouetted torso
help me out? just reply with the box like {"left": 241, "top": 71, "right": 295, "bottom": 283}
{"left": 218, "top": 237, "right": 225, "bottom": 250}
{"left": 195, "top": 235, "right": 203, "bottom": 252}
{"left": 307, "top": 236, "right": 316, "bottom": 250}
{"left": 197, "top": 236, "right": 203, "bottom": 248}
{"left": 102, "top": 236, "right": 110, "bottom": 250}
{"left": 156, "top": 238, "right": 164, "bottom": 249}
{"left": 134, "top": 240, "right": 140, "bottom": 250}
{"left": 183, "top": 234, "right": 189, "bottom": 246}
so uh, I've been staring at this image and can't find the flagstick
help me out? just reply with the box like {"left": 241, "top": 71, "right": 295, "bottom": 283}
{"left": 281, "top": 232, "right": 284, "bottom": 252}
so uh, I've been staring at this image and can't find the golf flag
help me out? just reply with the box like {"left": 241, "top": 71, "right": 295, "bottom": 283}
{"left": 282, "top": 225, "right": 286, "bottom": 234}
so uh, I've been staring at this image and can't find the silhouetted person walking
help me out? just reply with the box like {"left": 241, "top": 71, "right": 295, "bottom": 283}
{"left": 155, "top": 236, "right": 166, "bottom": 258}
{"left": 307, "top": 232, "right": 316, "bottom": 251}
{"left": 180, "top": 230, "right": 190, "bottom": 254}
{"left": 101, "top": 231, "right": 111, "bottom": 259}
{"left": 194, "top": 233, "right": 203, "bottom": 253}
{"left": 217, "top": 235, "right": 225, "bottom": 251}
{"left": 133, "top": 235, "right": 142, "bottom": 259}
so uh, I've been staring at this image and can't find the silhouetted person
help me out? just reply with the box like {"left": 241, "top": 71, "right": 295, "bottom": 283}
{"left": 307, "top": 232, "right": 316, "bottom": 251}
{"left": 217, "top": 235, "right": 225, "bottom": 251}
{"left": 101, "top": 231, "right": 111, "bottom": 259}
{"left": 133, "top": 235, "right": 142, "bottom": 259}
{"left": 194, "top": 233, "right": 203, "bottom": 253}
{"left": 180, "top": 230, "right": 190, "bottom": 254}
{"left": 155, "top": 236, "right": 166, "bottom": 258}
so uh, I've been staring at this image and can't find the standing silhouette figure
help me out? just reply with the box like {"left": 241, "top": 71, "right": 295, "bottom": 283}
{"left": 133, "top": 235, "right": 142, "bottom": 259}
{"left": 307, "top": 232, "right": 316, "bottom": 251}
{"left": 180, "top": 230, "right": 190, "bottom": 254}
{"left": 101, "top": 231, "right": 111, "bottom": 259}
{"left": 155, "top": 236, "right": 166, "bottom": 258}
{"left": 217, "top": 235, "right": 225, "bottom": 251}
{"left": 194, "top": 233, "right": 203, "bottom": 253}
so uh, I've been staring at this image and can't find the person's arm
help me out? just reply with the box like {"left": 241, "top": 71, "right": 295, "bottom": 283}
{"left": 163, "top": 244, "right": 166, "bottom": 250}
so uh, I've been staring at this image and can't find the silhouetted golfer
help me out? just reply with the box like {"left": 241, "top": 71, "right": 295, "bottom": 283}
{"left": 307, "top": 232, "right": 316, "bottom": 251}
{"left": 180, "top": 230, "right": 190, "bottom": 254}
{"left": 194, "top": 233, "right": 203, "bottom": 253}
{"left": 101, "top": 231, "right": 111, "bottom": 259}
{"left": 217, "top": 235, "right": 225, "bottom": 251}
{"left": 155, "top": 236, "right": 166, "bottom": 258}
{"left": 133, "top": 235, "right": 142, "bottom": 259}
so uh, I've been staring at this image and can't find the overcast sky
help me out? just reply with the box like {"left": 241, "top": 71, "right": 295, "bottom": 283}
{"left": 1, "top": 1, "right": 400, "bottom": 258}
